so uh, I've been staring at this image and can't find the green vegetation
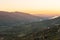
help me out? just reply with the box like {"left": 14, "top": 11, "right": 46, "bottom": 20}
{"left": 0, "top": 24, "right": 60, "bottom": 40}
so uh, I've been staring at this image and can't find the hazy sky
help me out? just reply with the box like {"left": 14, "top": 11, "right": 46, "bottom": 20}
{"left": 0, "top": 0, "right": 60, "bottom": 15}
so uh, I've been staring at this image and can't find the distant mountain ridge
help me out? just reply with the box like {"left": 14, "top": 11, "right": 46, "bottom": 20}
{"left": 0, "top": 11, "right": 43, "bottom": 26}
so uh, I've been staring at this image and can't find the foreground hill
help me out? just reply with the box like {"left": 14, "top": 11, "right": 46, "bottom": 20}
{"left": 0, "top": 23, "right": 60, "bottom": 40}
{"left": 0, "top": 11, "right": 42, "bottom": 26}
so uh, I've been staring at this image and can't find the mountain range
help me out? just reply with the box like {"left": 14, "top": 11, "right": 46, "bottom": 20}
{"left": 0, "top": 11, "right": 44, "bottom": 26}
{"left": 0, "top": 11, "right": 60, "bottom": 36}
{"left": 0, "top": 12, "right": 60, "bottom": 35}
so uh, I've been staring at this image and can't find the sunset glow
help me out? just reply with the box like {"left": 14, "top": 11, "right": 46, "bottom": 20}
{"left": 0, "top": 0, "right": 60, "bottom": 16}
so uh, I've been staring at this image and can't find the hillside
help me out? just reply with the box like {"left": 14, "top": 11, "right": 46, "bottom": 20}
{"left": 0, "top": 22, "right": 60, "bottom": 40}
{"left": 0, "top": 16, "right": 60, "bottom": 35}
{"left": 0, "top": 12, "right": 60, "bottom": 40}
{"left": 0, "top": 11, "right": 42, "bottom": 26}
